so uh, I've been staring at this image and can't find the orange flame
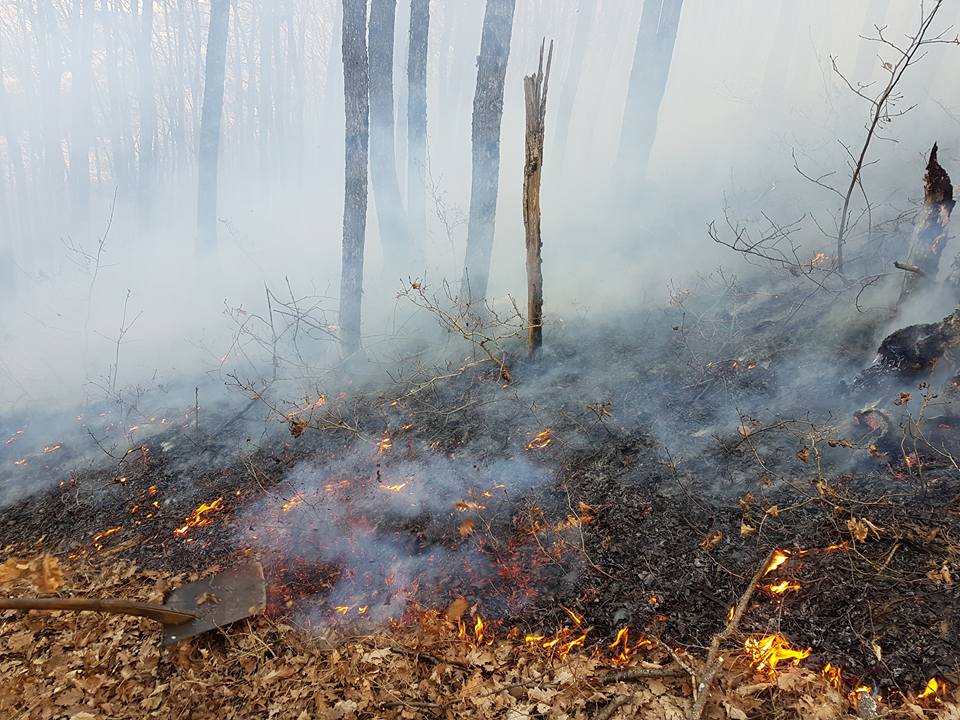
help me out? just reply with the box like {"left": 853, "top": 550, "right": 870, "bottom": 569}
{"left": 14, "top": 458, "right": 27, "bottom": 466}
{"left": 377, "top": 434, "right": 393, "bottom": 453}
{"left": 173, "top": 497, "right": 224, "bottom": 537}
{"left": 92, "top": 526, "right": 122, "bottom": 548}
{"left": 526, "top": 430, "right": 553, "bottom": 450}
{"left": 41, "top": 444, "right": 62, "bottom": 454}
{"left": 743, "top": 634, "right": 811, "bottom": 675}
{"left": 764, "top": 550, "right": 790, "bottom": 575}
{"left": 281, "top": 493, "right": 304, "bottom": 512}
{"left": 822, "top": 662, "right": 842, "bottom": 689}
{"left": 766, "top": 580, "right": 801, "bottom": 595}
{"left": 381, "top": 482, "right": 408, "bottom": 492}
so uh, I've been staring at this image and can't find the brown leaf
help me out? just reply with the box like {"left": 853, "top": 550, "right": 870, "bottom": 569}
{"left": 894, "top": 392, "right": 912, "bottom": 406}
{"left": 458, "top": 519, "right": 475, "bottom": 538}
{"left": 288, "top": 418, "right": 307, "bottom": 438}
{"left": 847, "top": 518, "right": 869, "bottom": 542}
{"left": 701, "top": 530, "right": 723, "bottom": 551}
{"left": 765, "top": 505, "right": 780, "bottom": 517}
{"left": 444, "top": 596, "right": 468, "bottom": 623}
{"left": 796, "top": 447, "right": 810, "bottom": 463}
{"left": 739, "top": 523, "right": 756, "bottom": 538}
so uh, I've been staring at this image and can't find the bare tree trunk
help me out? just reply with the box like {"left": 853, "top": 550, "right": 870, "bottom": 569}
{"left": 137, "top": 0, "right": 157, "bottom": 218}
{"left": 340, "top": 0, "right": 370, "bottom": 355}
{"left": 460, "top": 0, "right": 517, "bottom": 303}
{"left": 898, "top": 144, "right": 954, "bottom": 306}
{"left": 69, "top": 0, "right": 93, "bottom": 231}
{"left": 615, "top": 0, "right": 683, "bottom": 189}
{"left": 259, "top": 0, "right": 275, "bottom": 183}
{"left": 551, "top": 0, "right": 594, "bottom": 171}
{"left": 0, "top": 34, "right": 32, "bottom": 246}
{"left": 369, "top": 0, "right": 411, "bottom": 274}
{"left": 196, "top": 0, "right": 231, "bottom": 251}
{"left": 523, "top": 41, "right": 552, "bottom": 357}
{"left": 406, "top": 0, "right": 429, "bottom": 256}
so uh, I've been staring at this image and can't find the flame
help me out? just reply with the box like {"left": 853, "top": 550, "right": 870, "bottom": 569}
{"left": 381, "top": 482, "right": 408, "bottom": 492}
{"left": 606, "top": 626, "right": 652, "bottom": 665}
{"left": 561, "top": 605, "right": 584, "bottom": 627}
{"left": 453, "top": 500, "right": 487, "bottom": 511}
{"left": 849, "top": 685, "right": 879, "bottom": 707}
{"left": 766, "top": 580, "right": 801, "bottom": 595}
{"left": 822, "top": 663, "right": 842, "bottom": 689}
{"left": 726, "top": 606, "right": 735, "bottom": 623}
{"left": 377, "top": 434, "right": 393, "bottom": 453}
{"left": 4, "top": 430, "right": 23, "bottom": 445}
{"left": 918, "top": 677, "right": 946, "bottom": 701}
{"left": 92, "top": 526, "right": 122, "bottom": 548}
{"left": 764, "top": 550, "right": 790, "bottom": 575}
{"left": 41, "top": 444, "right": 62, "bottom": 454}
{"left": 823, "top": 542, "right": 848, "bottom": 552}
{"left": 811, "top": 252, "right": 832, "bottom": 268}
{"left": 324, "top": 480, "right": 351, "bottom": 492}
{"left": 14, "top": 458, "right": 27, "bottom": 466}
{"left": 526, "top": 429, "right": 553, "bottom": 450}
{"left": 743, "top": 634, "right": 811, "bottom": 675}
{"left": 458, "top": 615, "right": 494, "bottom": 647}
{"left": 173, "top": 497, "right": 224, "bottom": 537}
{"left": 281, "top": 493, "right": 304, "bottom": 512}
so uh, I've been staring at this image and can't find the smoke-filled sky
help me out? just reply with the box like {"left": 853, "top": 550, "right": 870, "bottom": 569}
{"left": 1, "top": 0, "right": 960, "bottom": 409}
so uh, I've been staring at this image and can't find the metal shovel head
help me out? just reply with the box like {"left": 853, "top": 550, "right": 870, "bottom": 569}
{"left": 160, "top": 561, "right": 266, "bottom": 645}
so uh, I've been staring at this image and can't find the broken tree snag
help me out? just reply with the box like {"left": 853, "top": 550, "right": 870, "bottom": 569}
{"left": 896, "top": 143, "right": 955, "bottom": 307}
{"left": 523, "top": 39, "right": 553, "bottom": 357}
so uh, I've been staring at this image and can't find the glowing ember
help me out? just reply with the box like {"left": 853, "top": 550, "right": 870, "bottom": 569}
{"left": 14, "top": 459, "right": 27, "bottom": 466}
{"left": 764, "top": 550, "right": 790, "bottom": 575}
{"left": 526, "top": 429, "right": 553, "bottom": 450}
{"left": 173, "top": 497, "right": 224, "bottom": 537}
{"left": 381, "top": 482, "right": 408, "bottom": 492}
{"left": 453, "top": 500, "right": 487, "bottom": 511}
{"left": 41, "top": 444, "right": 62, "bottom": 454}
{"left": 377, "top": 434, "right": 393, "bottom": 453}
{"left": 743, "top": 634, "right": 811, "bottom": 675}
{"left": 5, "top": 430, "right": 23, "bottom": 445}
{"left": 918, "top": 677, "right": 946, "bottom": 701}
{"left": 766, "top": 580, "right": 801, "bottom": 595}
{"left": 822, "top": 663, "right": 842, "bottom": 689}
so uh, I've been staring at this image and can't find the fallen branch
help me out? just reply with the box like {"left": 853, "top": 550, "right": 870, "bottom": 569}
{"left": 594, "top": 695, "right": 631, "bottom": 720}
{"left": 894, "top": 261, "right": 927, "bottom": 276}
{"left": 599, "top": 665, "right": 687, "bottom": 685}
{"left": 688, "top": 549, "right": 775, "bottom": 720}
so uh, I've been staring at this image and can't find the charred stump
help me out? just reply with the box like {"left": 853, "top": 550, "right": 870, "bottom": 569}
{"left": 522, "top": 40, "right": 552, "bottom": 357}
{"left": 896, "top": 143, "right": 955, "bottom": 307}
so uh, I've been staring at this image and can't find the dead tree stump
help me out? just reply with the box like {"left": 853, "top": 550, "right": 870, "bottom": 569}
{"left": 522, "top": 39, "right": 553, "bottom": 357}
{"left": 896, "top": 143, "right": 955, "bottom": 307}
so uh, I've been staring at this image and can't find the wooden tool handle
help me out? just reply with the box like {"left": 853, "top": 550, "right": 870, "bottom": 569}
{"left": 0, "top": 597, "right": 197, "bottom": 625}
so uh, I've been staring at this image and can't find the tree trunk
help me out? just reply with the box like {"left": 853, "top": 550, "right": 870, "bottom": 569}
{"left": 406, "top": 0, "right": 430, "bottom": 258}
{"left": 369, "top": 0, "right": 412, "bottom": 274}
{"left": 461, "top": 0, "right": 517, "bottom": 303}
{"left": 196, "top": 0, "right": 231, "bottom": 251}
{"left": 615, "top": 0, "right": 683, "bottom": 189}
{"left": 551, "top": 0, "right": 594, "bottom": 171}
{"left": 137, "top": 0, "right": 157, "bottom": 218}
{"left": 897, "top": 143, "right": 955, "bottom": 306}
{"left": 523, "top": 41, "right": 553, "bottom": 357}
{"left": 340, "top": 0, "right": 371, "bottom": 355}
{"left": 69, "top": 0, "right": 93, "bottom": 232}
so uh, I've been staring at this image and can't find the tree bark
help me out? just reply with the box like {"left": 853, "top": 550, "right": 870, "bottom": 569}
{"left": 196, "top": 0, "right": 231, "bottom": 251}
{"left": 551, "top": 0, "right": 594, "bottom": 171}
{"left": 615, "top": 0, "right": 683, "bottom": 189}
{"left": 897, "top": 143, "right": 955, "bottom": 306}
{"left": 69, "top": 0, "right": 93, "bottom": 232}
{"left": 369, "top": 0, "right": 412, "bottom": 274}
{"left": 406, "top": 0, "right": 430, "bottom": 258}
{"left": 523, "top": 41, "right": 552, "bottom": 357}
{"left": 461, "top": 0, "right": 517, "bottom": 303}
{"left": 340, "top": 0, "right": 371, "bottom": 355}
{"left": 137, "top": 0, "right": 157, "bottom": 218}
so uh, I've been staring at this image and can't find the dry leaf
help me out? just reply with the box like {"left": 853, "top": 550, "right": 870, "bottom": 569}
{"left": 894, "top": 392, "right": 912, "bottom": 406}
{"left": 847, "top": 518, "right": 869, "bottom": 542}
{"left": 765, "top": 505, "right": 780, "bottom": 517}
{"left": 459, "top": 519, "right": 475, "bottom": 538}
{"left": 0, "top": 554, "right": 63, "bottom": 592}
{"left": 444, "top": 596, "right": 468, "bottom": 622}
{"left": 796, "top": 447, "right": 810, "bottom": 463}
{"left": 288, "top": 418, "right": 307, "bottom": 438}
{"left": 701, "top": 530, "right": 723, "bottom": 551}
{"left": 739, "top": 523, "right": 756, "bottom": 538}
{"left": 870, "top": 639, "right": 882, "bottom": 662}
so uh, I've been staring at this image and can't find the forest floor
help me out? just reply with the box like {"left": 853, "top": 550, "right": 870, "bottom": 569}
{"left": 2, "top": 273, "right": 960, "bottom": 718}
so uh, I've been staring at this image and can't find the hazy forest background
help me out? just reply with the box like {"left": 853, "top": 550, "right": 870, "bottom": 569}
{"left": 1, "top": 0, "right": 960, "bottom": 408}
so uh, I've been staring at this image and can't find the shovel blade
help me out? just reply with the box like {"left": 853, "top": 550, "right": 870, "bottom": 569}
{"left": 161, "top": 561, "right": 266, "bottom": 645}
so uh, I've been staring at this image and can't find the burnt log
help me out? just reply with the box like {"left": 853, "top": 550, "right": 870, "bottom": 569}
{"left": 896, "top": 143, "right": 955, "bottom": 306}
{"left": 854, "top": 308, "right": 960, "bottom": 392}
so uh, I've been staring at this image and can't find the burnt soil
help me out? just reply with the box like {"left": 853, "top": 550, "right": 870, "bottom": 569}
{"left": 2, "top": 279, "right": 959, "bottom": 696}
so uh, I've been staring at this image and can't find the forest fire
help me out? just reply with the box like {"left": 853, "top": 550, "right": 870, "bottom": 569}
{"left": 743, "top": 634, "right": 811, "bottom": 675}
{"left": 764, "top": 550, "right": 791, "bottom": 575}
{"left": 173, "top": 498, "right": 224, "bottom": 538}
{"left": 918, "top": 677, "right": 947, "bottom": 702}
{"left": 766, "top": 580, "right": 801, "bottom": 594}
{"left": 526, "top": 429, "right": 553, "bottom": 450}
